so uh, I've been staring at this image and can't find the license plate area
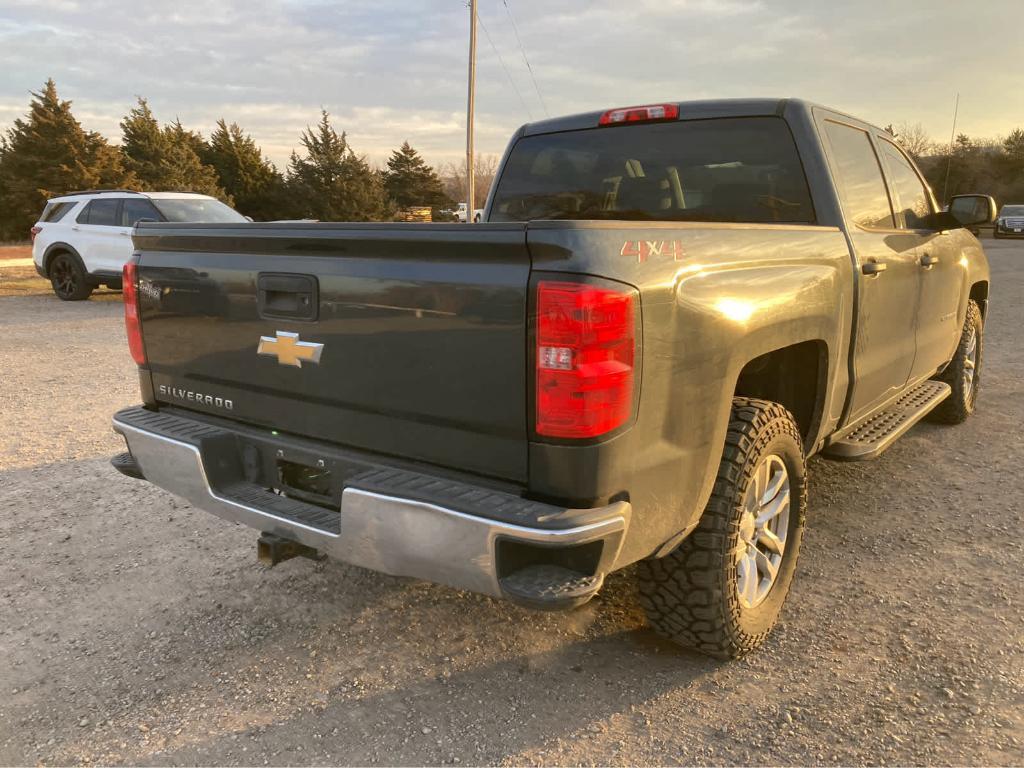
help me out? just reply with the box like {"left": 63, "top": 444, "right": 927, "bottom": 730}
{"left": 277, "top": 458, "right": 335, "bottom": 508}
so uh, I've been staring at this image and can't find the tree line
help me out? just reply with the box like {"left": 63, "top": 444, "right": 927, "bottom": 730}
{"left": 886, "top": 121, "right": 1024, "bottom": 207}
{"left": 4, "top": 81, "right": 1023, "bottom": 241}
{"left": 0, "top": 80, "right": 498, "bottom": 240}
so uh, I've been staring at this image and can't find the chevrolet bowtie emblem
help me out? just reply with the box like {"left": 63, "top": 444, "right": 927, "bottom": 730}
{"left": 257, "top": 331, "right": 324, "bottom": 368}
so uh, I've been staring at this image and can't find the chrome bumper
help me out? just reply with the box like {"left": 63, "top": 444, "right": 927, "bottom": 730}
{"left": 113, "top": 412, "right": 630, "bottom": 600}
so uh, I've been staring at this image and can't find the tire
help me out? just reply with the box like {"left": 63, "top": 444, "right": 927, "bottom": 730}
{"left": 637, "top": 398, "right": 807, "bottom": 658}
{"left": 48, "top": 252, "right": 93, "bottom": 301}
{"left": 928, "top": 299, "right": 982, "bottom": 424}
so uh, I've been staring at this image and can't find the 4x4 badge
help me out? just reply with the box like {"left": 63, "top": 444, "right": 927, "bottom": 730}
{"left": 257, "top": 331, "right": 324, "bottom": 368}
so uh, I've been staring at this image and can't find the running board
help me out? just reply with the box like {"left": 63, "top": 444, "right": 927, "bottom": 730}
{"left": 823, "top": 381, "right": 951, "bottom": 461}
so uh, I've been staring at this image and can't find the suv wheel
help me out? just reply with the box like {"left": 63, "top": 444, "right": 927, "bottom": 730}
{"left": 928, "top": 299, "right": 983, "bottom": 424}
{"left": 637, "top": 398, "right": 807, "bottom": 658}
{"left": 49, "top": 252, "right": 93, "bottom": 301}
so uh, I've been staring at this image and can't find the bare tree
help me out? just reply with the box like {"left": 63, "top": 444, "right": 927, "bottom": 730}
{"left": 889, "top": 122, "right": 934, "bottom": 159}
{"left": 440, "top": 153, "right": 499, "bottom": 206}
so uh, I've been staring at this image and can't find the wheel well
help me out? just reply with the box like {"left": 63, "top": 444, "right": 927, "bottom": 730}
{"left": 43, "top": 245, "right": 75, "bottom": 276}
{"left": 734, "top": 340, "right": 827, "bottom": 447}
{"left": 969, "top": 281, "right": 989, "bottom": 320}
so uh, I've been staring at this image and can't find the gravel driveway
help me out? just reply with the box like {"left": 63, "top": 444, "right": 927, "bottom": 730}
{"left": 1, "top": 243, "right": 1021, "bottom": 766}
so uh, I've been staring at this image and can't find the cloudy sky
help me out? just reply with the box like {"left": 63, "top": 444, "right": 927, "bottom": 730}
{"left": 1, "top": 0, "right": 1022, "bottom": 170}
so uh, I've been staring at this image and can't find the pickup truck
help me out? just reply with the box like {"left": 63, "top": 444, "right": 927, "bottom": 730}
{"left": 454, "top": 202, "right": 485, "bottom": 223}
{"left": 111, "top": 99, "right": 996, "bottom": 658}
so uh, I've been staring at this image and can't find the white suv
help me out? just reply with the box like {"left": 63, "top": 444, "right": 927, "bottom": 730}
{"left": 31, "top": 190, "right": 248, "bottom": 300}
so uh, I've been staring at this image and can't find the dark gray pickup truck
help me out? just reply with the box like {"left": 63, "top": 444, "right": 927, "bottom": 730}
{"left": 111, "top": 99, "right": 996, "bottom": 658}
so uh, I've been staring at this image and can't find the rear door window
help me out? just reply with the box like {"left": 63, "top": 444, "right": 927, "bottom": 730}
{"left": 489, "top": 116, "right": 815, "bottom": 224}
{"left": 77, "top": 199, "right": 121, "bottom": 226}
{"left": 878, "top": 139, "right": 933, "bottom": 229}
{"left": 822, "top": 121, "right": 895, "bottom": 230}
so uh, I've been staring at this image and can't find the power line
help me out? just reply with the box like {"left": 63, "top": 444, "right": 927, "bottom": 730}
{"left": 477, "top": 11, "right": 534, "bottom": 121}
{"left": 502, "top": 0, "right": 549, "bottom": 118}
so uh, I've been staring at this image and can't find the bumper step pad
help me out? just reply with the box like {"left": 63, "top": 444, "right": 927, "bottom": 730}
{"left": 499, "top": 565, "right": 603, "bottom": 611}
{"left": 823, "top": 380, "right": 951, "bottom": 461}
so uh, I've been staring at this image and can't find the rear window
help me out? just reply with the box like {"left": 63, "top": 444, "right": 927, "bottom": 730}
{"left": 40, "top": 201, "right": 76, "bottom": 223}
{"left": 151, "top": 198, "right": 247, "bottom": 223}
{"left": 489, "top": 116, "right": 815, "bottom": 224}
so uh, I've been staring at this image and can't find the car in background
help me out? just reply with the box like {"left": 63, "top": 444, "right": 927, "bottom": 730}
{"left": 454, "top": 202, "right": 484, "bottom": 223}
{"left": 993, "top": 204, "right": 1024, "bottom": 238}
{"left": 31, "top": 190, "right": 248, "bottom": 300}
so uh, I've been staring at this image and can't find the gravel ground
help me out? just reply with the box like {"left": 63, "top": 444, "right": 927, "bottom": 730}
{"left": 0, "top": 242, "right": 1022, "bottom": 766}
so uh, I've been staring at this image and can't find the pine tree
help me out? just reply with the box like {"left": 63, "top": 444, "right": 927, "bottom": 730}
{"left": 0, "top": 79, "right": 135, "bottom": 240}
{"left": 382, "top": 141, "right": 451, "bottom": 209}
{"left": 206, "top": 120, "right": 286, "bottom": 220}
{"left": 162, "top": 121, "right": 226, "bottom": 199}
{"left": 120, "top": 98, "right": 228, "bottom": 201}
{"left": 120, "top": 98, "right": 167, "bottom": 187}
{"left": 286, "top": 111, "right": 391, "bottom": 221}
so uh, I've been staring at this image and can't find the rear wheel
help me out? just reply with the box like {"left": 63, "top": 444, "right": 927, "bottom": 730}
{"left": 929, "top": 299, "right": 983, "bottom": 424}
{"left": 637, "top": 398, "right": 807, "bottom": 658}
{"left": 49, "top": 252, "right": 92, "bottom": 301}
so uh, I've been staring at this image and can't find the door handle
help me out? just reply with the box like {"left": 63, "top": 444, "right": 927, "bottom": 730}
{"left": 71, "top": 226, "right": 80, "bottom": 231}
{"left": 920, "top": 253, "right": 939, "bottom": 267}
{"left": 861, "top": 261, "right": 887, "bottom": 275}
{"left": 118, "top": 231, "right": 131, "bottom": 237}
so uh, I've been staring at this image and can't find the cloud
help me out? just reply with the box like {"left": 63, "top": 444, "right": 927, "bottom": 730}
{"left": 1, "top": 0, "right": 1022, "bottom": 170}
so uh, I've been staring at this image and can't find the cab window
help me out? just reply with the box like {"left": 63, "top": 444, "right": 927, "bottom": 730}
{"left": 822, "top": 121, "right": 895, "bottom": 230}
{"left": 489, "top": 116, "right": 815, "bottom": 224}
{"left": 879, "top": 138, "right": 933, "bottom": 230}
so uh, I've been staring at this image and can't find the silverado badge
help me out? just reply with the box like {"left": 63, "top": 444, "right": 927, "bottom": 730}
{"left": 257, "top": 331, "right": 324, "bottom": 368}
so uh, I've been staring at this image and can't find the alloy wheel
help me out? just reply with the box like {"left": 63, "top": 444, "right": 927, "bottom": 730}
{"left": 736, "top": 454, "right": 791, "bottom": 609}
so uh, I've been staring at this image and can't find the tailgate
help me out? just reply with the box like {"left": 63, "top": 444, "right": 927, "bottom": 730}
{"left": 134, "top": 223, "right": 531, "bottom": 482}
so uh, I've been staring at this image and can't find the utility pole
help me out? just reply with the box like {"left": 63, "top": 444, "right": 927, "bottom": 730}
{"left": 466, "top": 0, "right": 477, "bottom": 222}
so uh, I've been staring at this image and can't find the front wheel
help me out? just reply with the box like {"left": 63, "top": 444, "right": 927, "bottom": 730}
{"left": 929, "top": 299, "right": 983, "bottom": 424}
{"left": 637, "top": 398, "right": 807, "bottom": 658}
{"left": 49, "top": 252, "right": 93, "bottom": 301}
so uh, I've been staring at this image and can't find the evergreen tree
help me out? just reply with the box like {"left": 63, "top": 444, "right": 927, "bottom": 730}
{"left": 382, "top": 141, "right": 451, "bottom": 209}
{"left": 286, "top": 111, "right": 390, "bottom": 221}
{"left": 120, "top": 98, "right": 228, "bottom": 201}
{"left": 162, "top": 120, "right": 226, "bottom": 199}
{"left": 0, "top": 79, "right": 135, "bottom": 239}
{"left": 119, "top": 98, "right": 167, "bottom": 187}
{"left": 206, "top": 119, "right": 286, "bottom": 220}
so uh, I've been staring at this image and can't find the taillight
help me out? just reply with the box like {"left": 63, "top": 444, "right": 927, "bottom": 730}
{"left": 535, "top": 281, "right": 636, "bottom": 439}
{"left": 598, "top": 103, "right": 679, "bottom": 126}
{"left": 30, "top": 225, "right": 42, "bottom": 243}
{"left": 122, "top": 258, "right": 146, "bottom": 365}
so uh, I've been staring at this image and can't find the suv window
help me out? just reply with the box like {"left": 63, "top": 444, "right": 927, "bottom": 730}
{"left": 77, "top": 199, "right": 121, "bottom": 226}
{"left": 40, "top": 201, "right": 75, "bottom": 222}
{"left": 879, "top": 139, "right": 932, "bottom": 229}
{"left": 489, "top": 116, "right": 815, "bottom": 223}
{"left": 151, "top": 198, "right": 247, "bottom": 223}
{"left": 121, "top": 198, "right": 162, "bottom": 227}
{"left": 823, "top": 121, "right": 894, "bottom": 229}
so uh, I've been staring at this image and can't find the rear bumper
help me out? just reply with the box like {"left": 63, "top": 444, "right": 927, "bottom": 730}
{"left": 112, "top": 406, "right": 630, "bottom": 605}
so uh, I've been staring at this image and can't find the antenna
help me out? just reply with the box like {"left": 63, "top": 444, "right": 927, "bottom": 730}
{"left": 942, "top": 92, "right": 959, "bottom": 203}
{"left": 466, "top": 0, "right": 477, "bottom": 222}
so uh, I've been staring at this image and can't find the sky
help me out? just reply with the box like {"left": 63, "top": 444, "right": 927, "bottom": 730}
{"left": 1, "top": 0, "right": 1022, "bottom": 171}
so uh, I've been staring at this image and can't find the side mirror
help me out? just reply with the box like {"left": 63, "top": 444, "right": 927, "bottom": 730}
{"left": 244, "top": 215, "right": 254, "bottom": 222}
{"left": 948, "top": 194, "right": 997, "bottom": 227}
